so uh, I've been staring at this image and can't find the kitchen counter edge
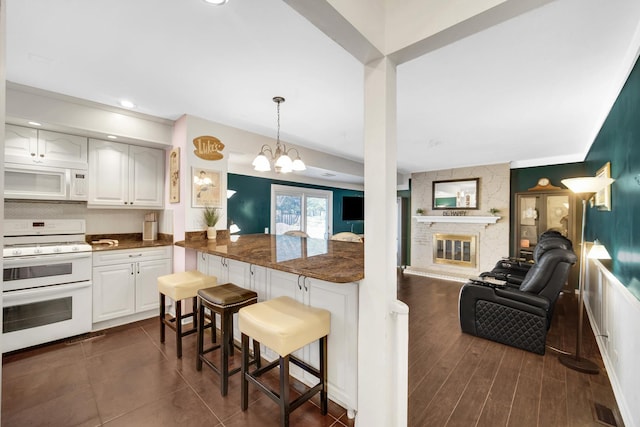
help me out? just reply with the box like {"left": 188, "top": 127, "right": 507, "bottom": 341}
{"left": 175, "top": 237, "right": 363, "bottom": 284}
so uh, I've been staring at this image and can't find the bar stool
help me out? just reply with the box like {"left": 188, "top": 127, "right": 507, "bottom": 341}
{"left": 239, "top": 296, "right": 330, "bottom": 427}
{"left": 157, "top": 270, "right": 217, "bottom": 358}
{"left": 196, "top": 283, "right": 260, "bottom": 396}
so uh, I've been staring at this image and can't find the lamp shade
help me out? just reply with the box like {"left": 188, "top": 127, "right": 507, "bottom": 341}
{"left": 588, "top": 240, "right": 611, "bottom": 260}
{"left": 229, "top": 223, "right": 241, "bottom": 234}
{"left": 252, "top": 153, "right": 271, "bottom": 172}
{"left": 291, "top": 158, "right": 306, "bottom": 171}
{"left": 561, "top": 177, "right": 614, "bottom": 195}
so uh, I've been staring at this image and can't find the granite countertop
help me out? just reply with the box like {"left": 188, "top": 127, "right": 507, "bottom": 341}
{"left": 176, "top": 233, "right": 364, "bottom": 283}
{"left": 87, "top": 233, "right": 173, "bottom": 251}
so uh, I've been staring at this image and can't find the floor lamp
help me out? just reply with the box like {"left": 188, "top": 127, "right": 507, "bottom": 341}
{"left": 559, "top": 176, "right": 614, "bottom": 374}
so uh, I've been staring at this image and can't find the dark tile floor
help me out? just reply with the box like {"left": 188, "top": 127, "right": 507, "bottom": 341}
{"left": 2, "top": 273, "right": 623, "bottom": 426}
{"left": 2, "top": 317, "right": 352, "bottom": 426}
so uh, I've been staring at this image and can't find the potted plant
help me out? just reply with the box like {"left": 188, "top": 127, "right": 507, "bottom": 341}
{"left": 415, "top": 208, "right": 425, "bottom": 215}
{"left": 203, "top": 206, "right": 221, "bottom": 240}
{"left": 488, "top": 207, "right": 500, "bottom": 216}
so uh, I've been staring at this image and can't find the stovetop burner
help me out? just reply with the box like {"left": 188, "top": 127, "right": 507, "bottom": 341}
{"left": 3, "top": 219, "right": 92, "bottom": 258}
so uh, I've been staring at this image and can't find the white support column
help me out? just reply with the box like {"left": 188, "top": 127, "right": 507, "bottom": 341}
{"left": 358, "top": 56, "right": 407, "bottom": 426}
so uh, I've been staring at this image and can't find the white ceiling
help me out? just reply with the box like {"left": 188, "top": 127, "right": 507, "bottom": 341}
{"left": 6, "top": 0, "right": 640, "bottom": 180}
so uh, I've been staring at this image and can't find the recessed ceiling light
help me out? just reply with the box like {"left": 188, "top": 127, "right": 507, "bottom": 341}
{"left": 28, "top": 121, "right": 42, "bottom": 126}
{"left": 107, "top": 135, "right": 118, "bottom": 139}
{"left": 203, "top": 0, "right": 229, "bottom": 5}
{"left": 119, "top": 100, "right": 136, "bottom": 109}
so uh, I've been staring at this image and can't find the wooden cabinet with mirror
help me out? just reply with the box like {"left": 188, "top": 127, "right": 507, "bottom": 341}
{"left": 513, "top": 189, "right": 581, "bottom": 289}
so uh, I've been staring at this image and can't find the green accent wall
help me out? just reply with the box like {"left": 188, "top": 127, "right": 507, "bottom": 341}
{"left": 582, "top": 57, "right": 640, "bottom": 300}
{"left": 510, "top": 163, "right": 586, "bottom": 194}
{"left": 227, "top": 174, "right": 364, "bottom": 235}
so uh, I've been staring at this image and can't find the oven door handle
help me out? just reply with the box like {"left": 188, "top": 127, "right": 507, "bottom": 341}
{"left": 3, "top": 252, "right": 92, "bottom": 266}
{"left": 3, "top": 281, "right": 92, "bottom": 303}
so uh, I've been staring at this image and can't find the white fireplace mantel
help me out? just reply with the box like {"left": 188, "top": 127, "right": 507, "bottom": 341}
{"left": 413, "top": 215, "right": 500, "bottom": 227}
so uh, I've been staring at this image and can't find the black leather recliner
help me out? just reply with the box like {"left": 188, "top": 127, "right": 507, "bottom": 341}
{"left": 459, "top": 246, "right": 577, "bottom": 354}
{"left": 480, "top": 234, "right": 573, "bottom": 285}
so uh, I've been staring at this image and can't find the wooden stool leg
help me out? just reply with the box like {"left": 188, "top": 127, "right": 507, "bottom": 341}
{"left": 192, "top": 297, "right": 198, "bottom": 329}
{"left": 159, "top": 293, "right": 166, "bottom": 343}
{"left": 241, "top": 333, "right": 250, "bottom": 411}
{"left": 176, "top": 299, "right": 182, "bottom": 358}
{"left": 320, "top": 336, "right": 328, "bottom": 415}
{"left": 228, "top": 314, "right": 235, "bottom": 357}
{"left": 253, "top": 340, "right": 261, "bottom": 369}
{"left": 280, "top": 355, "right": 291, "bottom": 427}
{"left": 221, "top": 310, "right": 230, "bottom": 396}
{"left": 196, "top": 299, "right": 204, "bottom": 371}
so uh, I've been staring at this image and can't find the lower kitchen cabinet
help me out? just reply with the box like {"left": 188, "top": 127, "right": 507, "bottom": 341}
{"left": 196, "top": 251, "right": 357, "bottom": 416}
{"left": 92, "top": 246, "right": 172, "bottom": 324}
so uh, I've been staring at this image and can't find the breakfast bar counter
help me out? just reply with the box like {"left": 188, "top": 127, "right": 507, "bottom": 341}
{"left": 175, "top": 233, "right": 364, "bottom": 283}
{"left": 176, "top": 233, "right": 361, "bottom": 417}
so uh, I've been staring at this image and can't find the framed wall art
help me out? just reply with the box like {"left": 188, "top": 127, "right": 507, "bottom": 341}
{"left": 192, "top": 167, "right": 221, "bottom": 208}
{"left": 169, "top": 147, "right": 180, "bottom": 203}
{"left": 594, "top": 161, "right": 612, "bottom": 211}
{"left": 432, "top": 178, "right": 479, "bottom": 210}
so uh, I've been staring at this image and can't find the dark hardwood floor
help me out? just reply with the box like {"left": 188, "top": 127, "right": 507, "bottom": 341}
{"left": 2, "top": 273, "right": 623, "bottom": 426}
{"left": 398, "top": 272, "right": 623, "bottom": 427}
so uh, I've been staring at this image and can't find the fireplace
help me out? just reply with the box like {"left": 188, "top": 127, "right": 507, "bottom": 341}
{"left": 433, "top": 233, "right": 477, "bottom": 268}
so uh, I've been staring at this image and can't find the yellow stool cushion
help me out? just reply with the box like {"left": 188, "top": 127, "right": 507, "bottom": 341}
{"left": 238, "top": 296, "right": 330, "bottom": 357}
{"left": 158, "top": 270, "right": 217, "bottom": 301}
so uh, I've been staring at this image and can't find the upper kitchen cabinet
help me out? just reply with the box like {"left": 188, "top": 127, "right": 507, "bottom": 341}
{"left": 88, "top": 139, "right": 164, "bottom": 209}
{"left": 4, "top": 124, "right": 88, "bottom": 169}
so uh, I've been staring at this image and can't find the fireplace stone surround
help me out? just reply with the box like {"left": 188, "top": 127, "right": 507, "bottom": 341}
{"left": 407, "top": 163, "right": 510, "bottom": 282}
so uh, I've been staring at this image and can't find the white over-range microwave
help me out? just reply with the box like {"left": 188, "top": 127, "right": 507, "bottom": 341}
{"left": 4, "top": 163, "right": 88, "bottom": 201}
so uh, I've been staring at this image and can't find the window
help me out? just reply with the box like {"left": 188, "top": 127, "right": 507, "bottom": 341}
{"left": 271, "top": 184, "right": 332, "bottom": 239}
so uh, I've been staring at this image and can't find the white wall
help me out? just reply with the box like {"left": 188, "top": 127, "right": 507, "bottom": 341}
{"left": 585, "top": 257, "right": 640, "bottom": 427}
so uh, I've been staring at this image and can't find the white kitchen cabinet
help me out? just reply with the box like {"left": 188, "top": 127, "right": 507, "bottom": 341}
{"left": 4, "top": 124, "right": 87, "bottom": 168}
{"left": 92, "top": 246, "right": 172, "bottom": 324}
{"left": 194, "top": 251, "right": 357, "bottom": 414}
{"left": 88, "top": 139, "right": 164, "bottom": 208}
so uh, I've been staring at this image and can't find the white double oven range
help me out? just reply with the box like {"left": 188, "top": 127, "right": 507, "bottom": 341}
{"left": 2, "top": 219, "right": 92, "bottom": 353}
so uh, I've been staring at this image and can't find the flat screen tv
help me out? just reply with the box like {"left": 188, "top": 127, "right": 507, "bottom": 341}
{"left": 342, "top": 196, "right": 364, "bottom": 221}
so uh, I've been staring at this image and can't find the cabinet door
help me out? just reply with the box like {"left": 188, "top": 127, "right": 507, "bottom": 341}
{"left": 128, "top": 145, "right": 164, "bottom": 208}
{"left": 249, "top": 264, "right": 268, "bottom": 302}
{"left": 37, "top": 130, "right": 87, "bottom": 168}
{"left": 4, "top": 124, "right": 38, "bottom": 162}
{"left": 226, "top": 259, "right": 250, "bottom": 288}
{"left": 92, "top": 263, "right": 136, "bottom": 322}
{"left": 196, "top": 252, "right": 209, "bottom": 275}
{"left": 207, "top": 255, "right": 229, "bottom": 283}
{"left": 305, "top": 278, "right": 358, "bottom": 410}
{"left": 135, "top": 259, "right": 171, "bottom": 312}
{"left": 88, "top": 139, "right": 129, "bottom": 206}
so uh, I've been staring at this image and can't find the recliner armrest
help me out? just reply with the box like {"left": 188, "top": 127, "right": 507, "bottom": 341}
{"left": 494, "top": 288, "right": 550, "bottom": 310}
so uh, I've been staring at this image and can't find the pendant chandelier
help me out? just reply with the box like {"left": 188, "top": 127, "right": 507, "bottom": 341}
{"left": 252, "top": 96, "right": 306, "bottom": 174}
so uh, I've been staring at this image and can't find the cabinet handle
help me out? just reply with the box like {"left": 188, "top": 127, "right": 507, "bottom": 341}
{"left": 30, "top": 152, "right": 36, "bottom": 157}
{"left": 130, "top": 264, "right": 134, "bottom": 275}
{"left": 303, "top": 276, "right": 309, "bottom": 292}
{"left": 39, "top": 154, "right": 45, "bottom": 158}
{"left": 201, "top": 252, "right": 206, "bottom": 261}
{"left": 128, "top": 253, "right": 143, "bottom": 258}
{"left": 124, "top": 202, "right": 128, "bottom": 205}
{"left": 250, "top": 264, "right": 254, "bottom": 276}
{"left": 137, "top": 263, "right": 140, "bottom": 274}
